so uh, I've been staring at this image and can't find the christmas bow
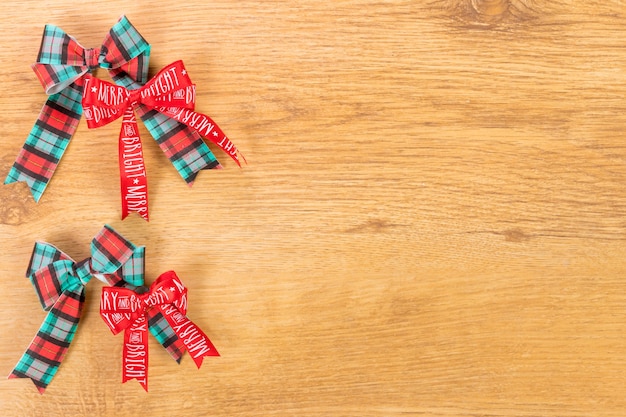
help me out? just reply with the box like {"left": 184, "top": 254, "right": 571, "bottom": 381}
{"left": 5, "top": 16, "right": 152, "bottom": 202}
{"left": 100, "top": 270, "right": 219, "bottom": 391}
{"left": 9, "top": 225, "right": 187, "bottom": 393}
{"left": 5, "top": 17, "right": 222, "bottom": 205}
{"left": 82, "top": 60, "right": 244, "bottom": 221}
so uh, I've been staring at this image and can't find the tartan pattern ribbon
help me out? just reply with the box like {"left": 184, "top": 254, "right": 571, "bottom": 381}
{"left": 100, "top": 270, "right": 219, "bottom": 391}
{"left": 82, "top": 60, "right": 244, "bottom": 220}
{"left": 5, "top": 17, "right": 221, "bottom": 205}
{"left": 8, "top": 225, "right": 186, "bottom": 393}
{"left": 4, "top": 16, "right": 151, "bottom": 202}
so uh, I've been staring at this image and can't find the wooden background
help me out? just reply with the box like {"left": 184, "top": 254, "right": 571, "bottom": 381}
{"left": 1, "top": 0, "right": 626, "bottom": 415}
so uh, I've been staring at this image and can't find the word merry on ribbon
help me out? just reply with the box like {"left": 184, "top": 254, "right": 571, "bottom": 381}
{"left": 82, "top": 60, "right": 244, "bottom": 221}
{"left": 9, "top": 225, "right": 187, "bottom": 393}
{"left": 100, "top": 270, "right": 219, "bottom": 391}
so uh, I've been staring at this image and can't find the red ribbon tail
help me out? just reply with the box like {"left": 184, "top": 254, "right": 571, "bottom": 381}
{"left": 122, "top": 316, "right": 149, "bottom": 391}
{"left": 209, "top": 131, "right": 243, "bottom": 168}
{"left": 160, "top": 305, "right": 219, "bottom": 368}
{"left": 119, "top": 107, "right": 149, "bottom": 222}
{"left": 186, "top": 323, "right": 220, "bottom": 368}
{"left": 155, "top": 107, "right": 244, "bottom": 167}
{"left": 239, "top": 151, "right": 247, "bottom": 166}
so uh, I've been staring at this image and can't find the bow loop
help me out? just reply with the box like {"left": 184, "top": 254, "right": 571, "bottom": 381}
{"left": 28, "top": 259, "right": 76, "bottom": 311}
{"left": 82, "top": 75, "right": 130, "bottom": 127}
{"left": 31, "top": 24, "right": 89, "bottom": 94}
{"left": 99, "top": 15, "right": 149, "bottom": 75}
{"left": 35, "top": 24, "right": 85, "bottom": 66}
{"left": 26, "top": 242, "right": 80, "bottom": 310}
{"left": 27, "top": 241, "right": 73, "bottom": 277}
{"left": 83, "top": 60, "right": 195, "bottom": 116}
{"left": 88, "top": 224, "right": 142, "bottom": 284}
{"left": 144, "top": 273, "right": 186, "bottom": 309}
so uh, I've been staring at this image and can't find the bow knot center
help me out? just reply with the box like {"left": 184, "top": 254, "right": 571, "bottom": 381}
{"left": 84, "top": 48, "right": 101, "bottom": 70}
{"left": 73, "top": 259, "right": 93, "bottom": 285}
{"left": 128, "top": 90, "right": 142, "bottom": 107}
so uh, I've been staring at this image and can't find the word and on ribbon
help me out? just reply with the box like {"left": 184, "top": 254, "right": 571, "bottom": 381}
{"left": 82, "top": 60, "right": 244, "bottom": 221}
{"left": 100, "top": 270, "right": 219, "bottom": 391}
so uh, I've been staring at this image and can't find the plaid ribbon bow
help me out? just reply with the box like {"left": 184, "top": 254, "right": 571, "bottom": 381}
{"left": 9, "top": 225, "right": 187, "bottom": 393}
{"left": 5, "top": 16, "right": 151, "bottom": 202}
{"left": 101, "top": 270, "right": 219, "bottom": 391}
{"left": 82, "top": 60, "right": 244, "bottom": 220}
{"left": 5, "top": 17, "right": 221, "bottom": 204}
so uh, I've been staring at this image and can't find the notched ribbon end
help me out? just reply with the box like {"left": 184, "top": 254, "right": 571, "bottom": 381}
{"left": 8, "top": 373, "right": 47, "bottom": 394}
{"left": 189, "top": 347, "right": 220, "bottom": 370}
{"left": 236, "top": 152, "right": 247, "bottom": 168}
{"left": 121, "top": 211, "right": 150, "bottom": 222}
{"left": 195, "top": 348, "right": 221, "bottom": 368}
{"left": 123, "top": 377, "right": 148, "bottom": 392}
{"left": 4, "top": 175, "right": 45, "bottom": 203}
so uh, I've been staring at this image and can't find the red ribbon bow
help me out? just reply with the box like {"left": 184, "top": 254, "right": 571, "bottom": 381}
{"left": 100, "top": 270, "right": 219, "bottom": 391}
{"left": 82, "top": 60, "right": 244, "bottom": 221}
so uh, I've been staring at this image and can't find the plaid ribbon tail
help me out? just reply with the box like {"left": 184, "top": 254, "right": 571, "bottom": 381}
{"left": 9, "top": 287, "right": 85, "bottom": 393}
{"left": 147, "top": 309, "right": 186, "bottom": 363}
{"left": 137, "top": 106, "right": 221, "bottom": 184}
{"left": 5, "top": 84, "right": 83, "bottom": 202}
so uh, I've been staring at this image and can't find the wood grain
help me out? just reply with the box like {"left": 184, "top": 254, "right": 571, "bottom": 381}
{"left": 1, "top": 0, "right": 626, "bottom": 415}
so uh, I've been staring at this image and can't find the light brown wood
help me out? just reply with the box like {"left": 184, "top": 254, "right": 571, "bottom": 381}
{"left": 2, "top": 0, "right": 626, "bottom": 415}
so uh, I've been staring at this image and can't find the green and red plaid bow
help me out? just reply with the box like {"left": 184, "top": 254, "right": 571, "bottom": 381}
{"left": 9, "top": 225, "right": 187, "bottom": 393}
{"left": 101, "top": 270, "right": 219, "bottom": 391}
{"left": 5, "top": 16, "right": 221, "bottom": 206}
{"left": 82, "top": 60, "right": 244, "bottom": 220}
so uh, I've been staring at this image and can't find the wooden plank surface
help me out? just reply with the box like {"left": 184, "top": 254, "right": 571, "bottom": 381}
{"left": 1, "top": 1, "right": 626, "bottom": 415}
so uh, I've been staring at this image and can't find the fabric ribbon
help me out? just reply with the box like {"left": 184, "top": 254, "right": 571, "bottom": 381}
{"left": 82, "top": 60, "right": 244, "bottom": 221}
{"left": 5, "top": 16, "right": 151, "bottom": 202}
{"left": 100, "top": 270, "right": 219, "bottom": 391}
{"left": 5, "top": 17, "right": 221, "bottom": 206}
{"left": 9, "top": 225, "right": 187, "bottom": 393}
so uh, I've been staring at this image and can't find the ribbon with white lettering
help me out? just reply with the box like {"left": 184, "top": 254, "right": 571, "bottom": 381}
{"left": 100, "top": 270, "right": 219, "bottom": 391}
{"left": 118, "top": 108, "right": 149, "bottom": 220}
{"left": 82, "top": 60, "right": 244, "bottom": 221}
